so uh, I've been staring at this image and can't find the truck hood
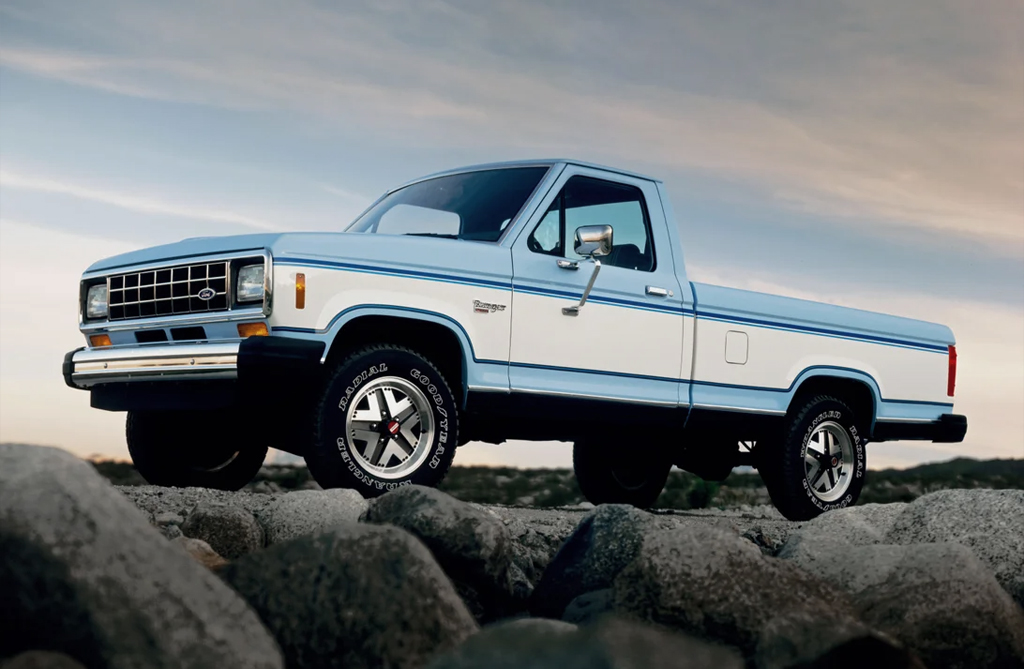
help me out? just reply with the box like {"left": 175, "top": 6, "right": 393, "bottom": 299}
{"left": 87, "top": 234, "right": 286, "bottom": 272}
{"left": 85, "top": 232, "right": 512, "bottom": 289}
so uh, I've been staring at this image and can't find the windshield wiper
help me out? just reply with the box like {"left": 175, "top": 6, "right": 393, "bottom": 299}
{"left": 405, "top": 233, "right": 459, "bottom": 239}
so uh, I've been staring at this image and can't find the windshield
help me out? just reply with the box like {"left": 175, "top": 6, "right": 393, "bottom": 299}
{"left": 346, "top": 167, "right": 549, "bottom": 242}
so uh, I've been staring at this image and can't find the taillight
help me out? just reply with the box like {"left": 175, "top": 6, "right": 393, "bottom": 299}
{"left": 947, "top": 345, "right": 957, "bottom": 397}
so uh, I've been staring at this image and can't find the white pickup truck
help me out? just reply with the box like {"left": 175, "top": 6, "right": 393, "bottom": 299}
{"left": 64, "top": 160, "right": 966, "bottom": 519}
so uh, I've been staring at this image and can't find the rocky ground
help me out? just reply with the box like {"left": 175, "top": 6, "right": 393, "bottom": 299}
{"left": 90, "top": 456, "right": 1024, "bottom": 510}
{"left": 3, "top": 444, "right": 1024, "bottom": 669}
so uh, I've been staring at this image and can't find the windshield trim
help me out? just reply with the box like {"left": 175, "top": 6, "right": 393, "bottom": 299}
{"left": 344, "top": 164, "right": 556, "bottom": 244}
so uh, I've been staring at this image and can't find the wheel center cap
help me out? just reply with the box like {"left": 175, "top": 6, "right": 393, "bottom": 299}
{"left": 386, "top": 420, "right": 401, "bottom": 436}
{"left": 831, "top": 456, "right": 839, "bottom": 467}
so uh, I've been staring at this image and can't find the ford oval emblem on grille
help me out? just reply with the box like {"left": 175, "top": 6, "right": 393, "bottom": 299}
{"left": 196, "top": 287, "right": 216, "bottom": 301}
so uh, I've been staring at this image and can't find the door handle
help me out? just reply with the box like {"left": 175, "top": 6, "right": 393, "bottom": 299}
{"left": 557, "top": 259, "right": 579, "bottom": 270}
{"left": 646, "top": 286, "right": 672, "bottom": 297}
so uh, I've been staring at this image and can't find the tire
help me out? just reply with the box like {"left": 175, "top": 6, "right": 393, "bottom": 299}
{"left": 760, "top": 395, "right": 867, "bottom": 521}
{"left": 304, "top": 344, "right": 458, "bottom": 496}
{"left": 573, "top": 437, "right": 671, "bottom": 508}
{"left": 126, "top": 410, "right": 268, "bottom": 490}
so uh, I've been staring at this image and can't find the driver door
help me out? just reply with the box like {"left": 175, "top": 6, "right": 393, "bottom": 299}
{"left": 508, "top": 166, "right": 686, "bottom": 405}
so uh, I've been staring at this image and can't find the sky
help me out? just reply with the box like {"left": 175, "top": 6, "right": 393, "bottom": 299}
{"left": 0, "top": 0, "right": 1022, "bottom": 469}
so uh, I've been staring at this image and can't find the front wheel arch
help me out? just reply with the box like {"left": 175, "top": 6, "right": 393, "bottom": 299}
{"left": 323, "top": 311, "right": 469, "bottom": 406}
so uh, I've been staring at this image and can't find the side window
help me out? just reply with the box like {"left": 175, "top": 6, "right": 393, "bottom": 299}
{"left": 527, "top": 197, "right": 563, "bottom": 255}
{"left": 527, "top": 176, "right": 655, "bottom": 272}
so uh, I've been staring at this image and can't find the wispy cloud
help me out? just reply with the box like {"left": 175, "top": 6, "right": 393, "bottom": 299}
{"left": 0, "top": 168, "right": 280, "bottom": 230}
{"left": 1, "top": 0, "right": 1020, "bottom": 255}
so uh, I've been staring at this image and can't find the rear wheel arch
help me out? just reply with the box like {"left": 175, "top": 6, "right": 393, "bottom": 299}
{"left": 324, "top": 312, "right": 469, "bottom": 406}
{"left": 790, "top": 373, "right": 876, "bottom": 433}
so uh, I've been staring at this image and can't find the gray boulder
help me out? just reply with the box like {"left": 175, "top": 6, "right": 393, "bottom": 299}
{"left": 778, "top": 503, "right": 905, "bottom": 559}
{"left": 611, "top": 525, "right": 859, "bottom": 659}
{"left": 221, "top": 522, "right": 477, "bottom": 669}
{"left": 426, "top": 615, "right": 743, "bottom": 669}
{"left": 363, "top": 485, "right": 518, "bottom": 620}
{"left": 118, "top": 485, "right": 282, "bottom": 520}
{"left": 180, "top": 502, "right": 264, "bottom": 559}
{"left": 884, "top": 489, "right": 1024, "bottom": 607}
{"left": 0, "top": 651, "right": 88, "bottom": 669}
{"left": 562, "top": 589, "right": 615, "bottom": 625}
{"left": 260, "top": 488, "right": 367, "bottom": 544}
{"left": 530, "top": 505, "right": 654, "bottom": 619}
{"left": 483, "top": 506, "right": 584, "bottom": 585}
{"left": 755, "top": 613, "right": 924, "bottom": 669}
{"left": 0, "top": 444, "right": 282, "bottom": 669}
{"left": 173, "top": 536, "right": 229, "bottom": 571}
{"left": 153, "top": 512, "right": 184, "bottom": 540}
{"left": 846, "top": 543, "right": 1024, "bottom": 669}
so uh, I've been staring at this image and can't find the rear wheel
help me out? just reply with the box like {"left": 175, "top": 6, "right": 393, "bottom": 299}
{"left": 126, "top": 410, "right": 268, "bottom": 490}
{"left": 573, "top": 437, "right": 671, "bottom": 508}
{"left": 760, "top": 395, "right": 866, "bottom": 520}
{"left": 304, "top": 344, "right": 458, "bottom": 496}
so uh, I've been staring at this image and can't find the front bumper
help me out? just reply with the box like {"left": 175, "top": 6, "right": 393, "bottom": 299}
{"left": 872, "top": 413, "right": 968, "bottom": 443}
{"left": 64, "top": 336, "right": 325, "bottom": 411}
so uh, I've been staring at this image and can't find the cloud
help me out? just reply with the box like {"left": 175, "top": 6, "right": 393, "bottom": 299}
{"left": 1, "top": 1, "right": 1020, "bottom": 255}
{"left": 0, "top": 168, "right": 280, "bottom": 230}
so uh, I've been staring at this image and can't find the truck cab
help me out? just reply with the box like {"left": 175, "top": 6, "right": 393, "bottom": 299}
{"left": 64, "top": 160, "right": 966, "bottom": 519}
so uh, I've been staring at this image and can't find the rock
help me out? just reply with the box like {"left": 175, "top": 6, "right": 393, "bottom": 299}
{"left": 0, "top": 444, "right": 283, "bottom": 669}
{"left": 249, "top": 480, "right": 283, "bottom": 494}
{"left": 741, "top": 526, "right": 787, "bottom": 556}
{"left": 174, "top": 536, "right": 229, "bottom": 570}
{"left": 778, "top": 503, "right": 904, "bottom": 559}
{"left": 154, "top": 511, "right": 185, "bottom": 540}
{"left": 181, "top": 502, "right": 264, "bottom": 559}
{"left": 0, "top": 651, "right": 88, "bottom": 669}
{"left": 562, "top": 589, "right": 615, "bottom": 625}
{"left": 755, "top": 613, "right": 924, "bottom": 669}
{"left": 260, "top": 489, "right": 367, "bottom": 544}
{"left": 530, "top": 505, "right": 654, "bottom": 618}
{"left": 153, "top": 511, "right": 184, "bottom": 527}
{"left": 425, "top": 615, "right": 743, "bottom": 669}
{"left": 484, "top": 506, "right": 580, "bottom": 586}
{"left": 159, "top": 524, "right": 183, "bottom": 540}
{"left": 842, "top": 543, "right": 1023, "bottom": 669}
{"left": 221, "top": 522, "right": 477, "bottom": 669}
{"left": 117, "top": 485, "right": 283, "bottom": 522}
{"left": 363, "top": 486, "right": 518, "bottom": 621}
{"left": 611, "top": 525, "right": 858, "bottom": 658}
{"left": 884, "top": 489, "right": 1024, "bottom": 607}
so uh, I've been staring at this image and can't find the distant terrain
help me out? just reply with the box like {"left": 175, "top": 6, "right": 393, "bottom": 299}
{"left": 91, "top": 456, "right": 1024, "bottom": 510}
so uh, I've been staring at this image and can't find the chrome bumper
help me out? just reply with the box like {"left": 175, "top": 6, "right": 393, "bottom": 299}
{"left": 66, "top": 343, "right": 240, "bottom": 388}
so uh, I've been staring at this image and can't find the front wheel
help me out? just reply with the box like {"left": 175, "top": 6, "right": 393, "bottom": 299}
{"left": 304, "top": 344, "right": 458, "bottom": 496}
{"left": 573, "top": 437, "right": 671, "bottom": 508}
{"left": 126, "top": 410, "right": 268, "bottom": 490}
{"left": 760, "top": 395, "right": 866, "bottom": 520}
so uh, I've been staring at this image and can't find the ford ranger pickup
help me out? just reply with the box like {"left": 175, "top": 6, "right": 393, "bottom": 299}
{"left": 63, "top": 160, "right": 967, "bottom": 520}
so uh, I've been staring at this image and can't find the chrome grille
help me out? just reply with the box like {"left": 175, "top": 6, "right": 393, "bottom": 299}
{"left": 107, "top": 261, "right": 229, "bottom": 321}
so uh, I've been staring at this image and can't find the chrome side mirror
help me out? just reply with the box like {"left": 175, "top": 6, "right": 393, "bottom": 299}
{"left": 563, "top": 225, "right": 613, "bottom": 317}
{"left": 573, "top": 225, "right": 613, "bottom": 258}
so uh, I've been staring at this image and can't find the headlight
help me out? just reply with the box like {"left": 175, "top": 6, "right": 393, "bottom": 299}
{"left": 236, "top": 264, "right": 265, "bottom": 303}
{"left": 86, "top": 284, "right": 108, "bottom": 319}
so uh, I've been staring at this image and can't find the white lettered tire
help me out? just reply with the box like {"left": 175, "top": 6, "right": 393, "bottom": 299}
{"left": 761, "top": 395, "right": 866, "bottom": 520}
{"left": 305, "top": 345, "right": 458, "bottom": 496}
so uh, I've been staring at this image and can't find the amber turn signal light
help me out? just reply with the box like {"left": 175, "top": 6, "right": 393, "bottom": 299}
{"left": 237, "top": 322, "right": 269, "bottom": 338}
{"left": 295, "top": 273, "right": 306, "bottom": 309}
{"left": 89, "top": 334, "right": 112, "bottom": 348}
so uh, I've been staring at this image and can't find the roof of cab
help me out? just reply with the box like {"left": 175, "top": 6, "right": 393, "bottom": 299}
{"left": 390, "top": 159, "right": 661, "bottom": 193}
